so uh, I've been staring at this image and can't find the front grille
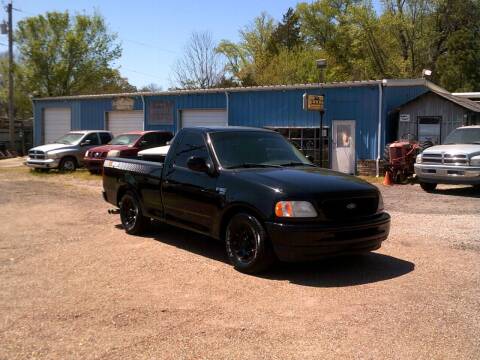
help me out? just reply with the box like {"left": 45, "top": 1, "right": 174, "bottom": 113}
{"left": 28, "top": 150, "right": 45, "bottom": 160}
{"left": 423, "top": 153, "right": 468, "bottom": 165}
{"left": 319, "top": 196, "right": 378, "bottom": 221}
{"left": 422, "top": 153, "right": 442, "bottom": 164}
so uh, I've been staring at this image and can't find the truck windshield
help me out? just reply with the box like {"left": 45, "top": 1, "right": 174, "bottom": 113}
{"left": 444, "top": 128, "right": 480, "bottom": 145}
{"left": 109, "top": 134, "right": 141, "bottom": 145}
{"left": 209, "top": 131, "right": 313, "bottom": 169}
{"left": 54, "top": 133, "right": 84, "bottom": 145}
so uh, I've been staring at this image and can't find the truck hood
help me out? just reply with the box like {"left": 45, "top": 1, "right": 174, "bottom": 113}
{"left": 423, "top": 144, "right": 480, "bottom": 156}
{"left": 234, "top": 166, "right": 378, "bottom": 197}
{"left": 29, "top": 143, "right": 75, "bottom": 153}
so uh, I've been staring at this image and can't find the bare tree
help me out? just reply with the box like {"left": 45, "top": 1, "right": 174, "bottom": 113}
{"left": 172, "top": 31, "right": 224, "bottom": 89}
{"left": 138, "top": 83, "right": 163, "bottom": 92}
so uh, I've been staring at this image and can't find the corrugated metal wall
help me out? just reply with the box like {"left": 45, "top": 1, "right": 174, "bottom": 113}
{"left": 33, "top": 96, "right": 143, "bottom": 145}
{"left": 144, "top": 92, "right": 226, "bottom": 133}
{"left": 228, "top": 86, "right": 380, "bottom": 159}
{"left": 397, "top": 92, "right": 467, "bottom": 142}
{"left": 383, "top": 85, "right": 428, "bottom": 146}
{"left": 33, "top": 84, "right": 428, "bottom": 161}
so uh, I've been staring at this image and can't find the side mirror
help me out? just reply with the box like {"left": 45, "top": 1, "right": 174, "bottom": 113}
{"left": 80, "top": 139, "right": 92, "bottom": 146}
{"left": 187, "top": 156, "right": 212, "bottom": 174}
{"left": 139, "top": 140, "right": 148, "bottom": 148}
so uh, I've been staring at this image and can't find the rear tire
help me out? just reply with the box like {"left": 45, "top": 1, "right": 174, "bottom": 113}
{"left": 119, "top": 191, "right": 147, "bottom": 235}
{"left": 225, "top": 213, "right": 276, "bottom": 274}
{"left": 420, "top": 182, "right": 437, "bottom": 192}
{"left": 59, "top": 157, "right": 77, "bottom": 172}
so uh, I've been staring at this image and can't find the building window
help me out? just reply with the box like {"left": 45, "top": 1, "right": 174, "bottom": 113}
{"left": 418, "top": 116, "right": 441, "bottom": 145}
{"left": 269, "top": 127, "right": 329, "bottom": 166}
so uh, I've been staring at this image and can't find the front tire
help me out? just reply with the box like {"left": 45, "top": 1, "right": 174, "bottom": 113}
{"left": 420, "top": 182, "right": 437, "bottom": 192}
{"left": 119, "top": 192, "right": 147, "bottom": 235}
{"left": 59, "top": 157, "right": 77, "bottom": 172}
{"left": 225, "top": 213, "right": 275, "bottom": 274}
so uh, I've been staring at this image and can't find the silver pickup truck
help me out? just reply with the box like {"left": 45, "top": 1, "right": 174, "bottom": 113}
{"left": 415, "top": 126, "right": 480, "bottom": 191}
{"left": 26, "top": 130, "right": 112, "bottom": 171}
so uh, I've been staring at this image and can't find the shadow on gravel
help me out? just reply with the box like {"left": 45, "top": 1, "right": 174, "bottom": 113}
{"left": 128, "top": 222, "right": 415, "bottom": 287}
{"left": 260, "top": 253, "right": 414, "bottom": 287}
{"left": 430, "top": 186, "right": 480, "bottom": 198}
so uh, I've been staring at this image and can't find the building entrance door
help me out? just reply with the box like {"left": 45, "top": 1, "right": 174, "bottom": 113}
{"left": 332, "top": 120, "right": 356, "bottom": 174}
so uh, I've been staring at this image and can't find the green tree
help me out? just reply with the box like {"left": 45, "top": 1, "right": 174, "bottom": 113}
{"left": 15, "top": 11, "right": 134, "bottom": 97}
{"left": 267, "top": 8, "right": 303, "bottom": 55}
{"left": 216, "top": 12, "right": 276, "bottom": 85}
{"left": 431, "top": 0, "right": 480, "bottom": 91}
{"left": 0, "top": 54, "right": 31, "bottom": 120}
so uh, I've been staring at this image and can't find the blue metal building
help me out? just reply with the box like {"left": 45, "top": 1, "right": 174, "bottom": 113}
{"left": 32, "top": 78, "right": 446, "bottom": 174}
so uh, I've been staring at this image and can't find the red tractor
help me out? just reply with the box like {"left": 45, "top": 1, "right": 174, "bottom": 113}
{"left": 384, "top": 139, "right": 433, "bottom": 183}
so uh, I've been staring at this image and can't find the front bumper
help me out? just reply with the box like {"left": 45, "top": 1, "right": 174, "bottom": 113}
{"left": 25, "top": 157, "right": 60, "bottom": 169}
{"left": 265, "top": 213, "right": 390, "bottom": 262}
{"left": 414, "top": 164, "right": 480, "bottom": 185}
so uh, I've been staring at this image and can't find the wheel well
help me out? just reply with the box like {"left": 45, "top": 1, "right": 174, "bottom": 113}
{"left": 219, "top": 205, "right": 265, "bottom": 241}
{"left": 116, "top": 186, "right": 129, "bottom": 207}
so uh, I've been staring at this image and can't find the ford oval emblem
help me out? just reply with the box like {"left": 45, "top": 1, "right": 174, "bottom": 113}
{"left": 346, "top": 202, "right": 357, "bottom": 210}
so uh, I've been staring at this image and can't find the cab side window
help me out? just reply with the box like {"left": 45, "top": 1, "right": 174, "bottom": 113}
{"left": 83, "top": 133, "right": 100, "bottom": 145}
{"left": 139, "top": 133, "right": 157, "bottom": 149}
{"left": 155, "top": 132, "right": 173, "bottom": 145}
{"left": 174, "top": 132, "right": 209, "bottom": 168}
{"left": 99, "top": 132, "right": 112, "bottom": 144}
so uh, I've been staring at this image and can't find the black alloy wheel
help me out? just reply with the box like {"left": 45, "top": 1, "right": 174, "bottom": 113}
{"left": 225, "top": 213, "right": 275, "bottom": 274}
{"left": 120, "top": 192, "right": 147, "bottom": 235}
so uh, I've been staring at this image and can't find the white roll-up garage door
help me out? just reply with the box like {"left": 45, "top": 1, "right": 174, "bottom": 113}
{"left": 181, "top": 109, "right": 227, "bottom": 128}
{"left": 107, "top": 110, "right": 144, "bottom": 136}
{"left": 44, "top": 108, "right": 71, "bottom": 144}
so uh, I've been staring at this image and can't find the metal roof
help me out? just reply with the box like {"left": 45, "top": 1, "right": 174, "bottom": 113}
{"left": 452, "top": 92, "right": 480, "bottom": 99}
{"left": 398, "top": 89, "right": 480, "bottom": 113}
{"left": 32, "top": 78, "right": 438, "bottom": 102}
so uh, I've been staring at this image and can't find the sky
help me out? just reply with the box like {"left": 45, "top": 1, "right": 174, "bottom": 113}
{"left": 1, "top": 0, "right": 383, "bottom": 89}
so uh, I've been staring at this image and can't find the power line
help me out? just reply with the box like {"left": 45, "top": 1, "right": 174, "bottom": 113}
{"left": 121, "top": 67, "right": 165, "bottom": 80}
{"left": 120, "top": 37, "right": 177, "bottom": 54}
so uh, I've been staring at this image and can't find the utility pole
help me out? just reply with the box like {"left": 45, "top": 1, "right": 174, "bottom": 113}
{"left": 7, "top": 1, "right": 14, "bottom": 151}
{"left": 315, "top": 59, "right": 327, "bottom": 167}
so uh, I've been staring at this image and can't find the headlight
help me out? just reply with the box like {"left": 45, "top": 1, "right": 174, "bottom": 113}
{"left": 85, "top": 150, "right": 90, "bottom": 157}
{"left": 377, "top": 192, "right": 384, "bottom": 213}
{"left": 47, "top": 152, "right": 58, "bottom": 159}
{"left": 416, "top": 154, "right": 422, "bottom": 164}
{"left": 275, "top": 201, "right": 317, "bottom": 218}
{"left": 470, "top": 156, "right": 480, "bottom": 166}
{"left": 107, "top": 150, "right": 121, "bottom": 157}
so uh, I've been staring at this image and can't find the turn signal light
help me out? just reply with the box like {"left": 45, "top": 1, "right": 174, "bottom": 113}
{"left": 275, "top": 201, "right": 317, "bottom": 218}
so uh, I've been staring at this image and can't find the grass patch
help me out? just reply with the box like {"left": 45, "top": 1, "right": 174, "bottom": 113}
{"left": 358, "top": 175, "right": 384, "bottom": 184}
{"left": 28, "top": 168, "right": 101, "bottom": 181}
{"left": 0, "top": 165, "right": 101, "bottom": 182}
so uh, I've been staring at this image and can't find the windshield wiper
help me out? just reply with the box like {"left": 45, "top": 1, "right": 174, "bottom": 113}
{"left": 226, "top": 163, "right": 282, "bottom": 169}
{"left": 279, "top": 162, "right": 316, "bottom": 167}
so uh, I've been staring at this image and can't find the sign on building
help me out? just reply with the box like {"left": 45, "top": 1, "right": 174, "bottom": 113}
{"left": 303, "top": 94, "right": 325, "bottom": 112}
{"left": 112, "top": 97, "right": 135, "bottom": 111}
{"left": 399, "top": 114, "right": 411, "bottom": 122}
{"left": 149, "top": 100, "right": 174, "bottom": 125}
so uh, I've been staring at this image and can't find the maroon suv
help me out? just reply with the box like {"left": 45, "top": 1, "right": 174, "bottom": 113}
{"left": 84, "top": 130, "right": 173, "bottom": 173}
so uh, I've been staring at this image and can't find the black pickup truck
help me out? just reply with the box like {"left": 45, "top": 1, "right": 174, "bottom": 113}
{"left": 102, "top": 127, "right": 390, "bottom": 273}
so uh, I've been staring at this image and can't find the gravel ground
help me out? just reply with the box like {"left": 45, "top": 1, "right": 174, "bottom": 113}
{"left": 0, "top": 167, "right": 479, "bottom": 359}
